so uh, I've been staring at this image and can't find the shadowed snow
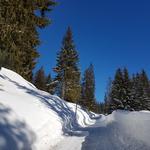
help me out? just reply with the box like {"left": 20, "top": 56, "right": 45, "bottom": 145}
{"left": 0, "top": 68, "right": 97, "bottom": 149}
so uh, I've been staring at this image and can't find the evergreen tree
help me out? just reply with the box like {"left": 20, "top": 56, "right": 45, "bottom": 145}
{"left": 139, "top": 70, "right": 150, "bottom": 110}
{"left": 110, "top": 68, "right": 124, "bottom": 111}
{"left": 99, "top": 102, "right": 105, "bottom": 114}
{"left": 80, "top": 76, "right": 86, "bottom": 107}
{"left": 54, "top": 27, "right": 81, "bottom": 103}
{"left": 130, "top": 70, "right": 150, "bottom": 111}
{"left": 34, "top": 67, "right": 46, "bottom": 91}
{"left": 45, "top": 74, "right": 56, "bottom": 94}
{"left": 109, "top": 68, "right": 132, "bottom": 112}
{"left": 0, "top": 0, "right": 56, "bottom": 81}
{"left": 122, "top": 68, "right": 132, "bottom": 110}
{"left": 104, "top": 78, "right": 112, "bottom": 113}
{"left": 45, "top": 74, "right": 52, "bottom": 91}
{"left": 108, "top": 68, "right": 150, "bottom": 112}
{"left": 81, "top": 64, "right": 96, "bottom": 111}
{"left": 94, "top": 102, "right": 105, "bottom": 114}
{"left": 130, "top": 73, "right": 143, "bottom": 110}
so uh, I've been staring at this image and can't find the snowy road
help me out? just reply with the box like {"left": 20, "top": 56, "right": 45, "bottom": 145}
{"left": 52, "top": 113, "right": 150, "bottom": 150}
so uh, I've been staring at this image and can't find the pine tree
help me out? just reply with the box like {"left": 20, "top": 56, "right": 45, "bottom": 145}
{"left": 34, "top": 67, "right": 46, "bottom": 91}
{"left": 0, "top": 0, "right": 56, "bottom": 81}
{"left": 81, "top": 64, "right": 96, "bottom": 111}
{"left": 54, "top": 27, "right": 81, "bottom": 103}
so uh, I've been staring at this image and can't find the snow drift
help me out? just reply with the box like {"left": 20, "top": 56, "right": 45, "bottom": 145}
{"left": 0, "top": 68, "right": 96, "bottom": 150}
{"left": 81, "top": 111, "right": 150, "bottom": 150}
{"left": 107, "top": 111, "right": 150, "bottom": 148}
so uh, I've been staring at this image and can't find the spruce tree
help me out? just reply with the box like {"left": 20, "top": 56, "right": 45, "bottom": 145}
{"left": 54, "top": 27, "right": 81, "bottom": 103}
{"left": 34, "top": 67, "right": 46, "bottom": 91}
{"left": 130, "top": 70, "right": 150, "bottom": 111}
{"left": 94, "top": 102, "right": 105, "bottom": 114}
{"left": 81, "top": 64, "right": 96, "bottom": 111}
{"left": 109, "top": 68, "right": 133, "bottom": 112}
{"left": 0, "top": 0, "right": 56, "bottom": 81}
{"left": 109, "top": 68, "right": 150, "bottom": 112}
{"left": 122, "top": 68, "right": 132, "bottom": 110}
{"left": 139, "top": 70, "right": 150, "bottom": 110}
{"left": 110, "top": 68, "right": 124, "bottom": 111}
{"left": 104, "top": 78, "right": 112, "bottom": 113}
{"left": 45, "top": 74, "right": 55, "bottom": 94}
{"left": 130, "top": 73, "right": 142, "bottom": 110}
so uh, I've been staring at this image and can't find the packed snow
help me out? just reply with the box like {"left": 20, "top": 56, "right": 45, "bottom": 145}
{"left": 0, "top": 68, "right": 150, "bottom": 150}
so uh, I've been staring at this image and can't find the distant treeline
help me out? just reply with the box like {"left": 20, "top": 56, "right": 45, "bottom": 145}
{"left": 104, "top": 68, "right": 150, "bottom": 114}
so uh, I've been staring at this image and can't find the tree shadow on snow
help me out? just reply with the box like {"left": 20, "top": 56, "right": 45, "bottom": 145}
{"left": 0, "top": 103, "right": 36, "bottom": 150}
{"left": 5, "top": 77, "right": 80, "bottom": 136}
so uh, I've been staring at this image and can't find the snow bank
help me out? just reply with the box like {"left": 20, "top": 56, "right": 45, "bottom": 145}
{"left": 0, "top": 68, "right": 97, "bottom": 150}
{"left": 109, "top": 110, "right": 150, "bottom": 147}
{"left": 81, "top": 110, "right": 150, "bottom": 150}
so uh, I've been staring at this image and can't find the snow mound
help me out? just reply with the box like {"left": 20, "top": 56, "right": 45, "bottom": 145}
{"left": 82, "top": 110, "right": 150, "bottom": 150}
{"left": 109, "top": 111, "right": 150, "bottom": 147}
{"left": 0, "top": 68, "right": 97, "bottom": 150}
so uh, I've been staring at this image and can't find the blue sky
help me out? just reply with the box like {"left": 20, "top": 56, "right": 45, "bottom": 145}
{"left": 36, "top": 0, "right": 150, "bottom": 101}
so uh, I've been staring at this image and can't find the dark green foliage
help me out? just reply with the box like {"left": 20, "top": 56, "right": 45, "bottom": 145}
{"left": 94, "top": 102, "right": 105, "bottom": 114}
{"left": 0, "top": 0, "right": 56, "bottom": 81}
{"left": 130, "top": 73, "right": 143, "bottom": 110}
{"left": 104, "top": 78, "right": 112, "bottom": 113}
{"left": 81, "top": 64, "right": 96, "bottom": 111}
{"left": 0, "top": 51, "right": 9, "bottom": 69}
{"left": 33, "top": 68, "right": 56, "bottom": 94}
{"left": 45, "top": 74, "right": 56, "bottom": 94}
{"left": 131, "top": 70, "right": 150, "bottom": 111}
{"left": 109, "top": 68, "right": 132, "bottom": 112}
{"left": 54, "top": 27, "right": 81, "bottom": 103}
{"left": 140, "top": 70, "right": 150, "bottom": 110}
{"left": 34, "top": 67, "right": 46, "bottom": 91}
{"left": 122, "top": 68, "right": 132, "bottom": 109}
{"left": 45, "top": 74, "right": 52, "bottom": 91}
{"left": 106, "top": 68, "right": 150, "bottom": 113}
{"left": 110, "top": 68, "right": 124, "bottom": 111}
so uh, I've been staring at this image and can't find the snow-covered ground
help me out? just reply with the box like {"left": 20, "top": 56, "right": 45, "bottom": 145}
{"left": 0, "top": 68, "right": 150, "bottom": 150}
{"left": 53, "top": 110, "right": 150, "bottom": 150}
{"left": 0, "top": 68, "right": 97, "bottom": 150}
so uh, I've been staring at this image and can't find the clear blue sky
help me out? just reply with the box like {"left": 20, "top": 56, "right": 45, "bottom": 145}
{"left": 36, "top": 0, "right": 150, "bottom": 101}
